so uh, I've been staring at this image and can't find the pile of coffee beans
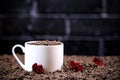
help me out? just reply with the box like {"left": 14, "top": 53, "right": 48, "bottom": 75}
{"left": 27, "top": 40, "right": 62, "bottom": 45}
{"left": 0, "top": 54, "right": 120, "bottom": 79}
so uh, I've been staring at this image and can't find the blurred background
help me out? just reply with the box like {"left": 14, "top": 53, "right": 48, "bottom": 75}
{"left": 0, "top": 0, "right": 120, "bottom": 55}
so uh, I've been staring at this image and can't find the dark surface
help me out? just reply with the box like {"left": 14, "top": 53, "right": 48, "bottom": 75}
{"left": 0, "top": 54, "right": 120, "bottom": 79}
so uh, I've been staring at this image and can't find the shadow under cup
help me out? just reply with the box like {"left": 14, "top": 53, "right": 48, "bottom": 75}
{"left": 12, "top": 41, "right": 64, "bottom": 72}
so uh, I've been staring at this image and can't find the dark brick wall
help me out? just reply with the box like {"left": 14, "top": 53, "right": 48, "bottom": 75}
{"left": 71, "top": 18, "right": 120, "bottom": 36}
{"left": 0, "top": 0, "right": 120, "bottom": 55}
{"left": 107, "top": 0, "right": 120, "bottom": 14}
{"left": 37, "top": 0, "right": 101, "bottom": 14}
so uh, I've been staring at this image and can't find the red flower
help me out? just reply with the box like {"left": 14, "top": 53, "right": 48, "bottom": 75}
{"left": 69, "top": 60, "right": 83, "bottom": 72}
{"left": 93, "top": 57, "right": 104, "bottom": 66}
{"left": 32, "top": 63, "right": 44, "bottom": 74}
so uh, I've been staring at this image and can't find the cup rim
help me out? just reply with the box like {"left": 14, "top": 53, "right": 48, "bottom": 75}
{"left": 25, "top": 40, "right": 63, "bottom": 46}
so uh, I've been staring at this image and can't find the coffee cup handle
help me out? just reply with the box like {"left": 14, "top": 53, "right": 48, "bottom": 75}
{"left": 12, "top": 44, "right": 25, "bottom": 70}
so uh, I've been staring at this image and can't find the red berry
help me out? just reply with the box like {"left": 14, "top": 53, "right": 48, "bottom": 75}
{"left": 98, "top": 61, "right": 103, "bottom": 66}
{"left": 32, "top": 63, "right": 37, "bottom": 72}
{"left": 77, "top": 65, "right": 83, "bottom": 71}
{"left": 32, "top": 63, "right": 37, "bottom": 69}
{"left": 93, "top": 57, "right": 104, "bottom": 66}
{"left": 69, "top": 60, "right": 76, "bottom": 68}
{"left": 32, "top": 63, "right": 44, "bottom": 74}
{"left": 36, "top": 65, "right": 44, "bottom": 74}
{"left": 69, "top": 60, "right": 83, "bottom": 72}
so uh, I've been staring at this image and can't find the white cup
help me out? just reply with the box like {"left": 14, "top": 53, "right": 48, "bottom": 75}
{"left": 12, "top": 41, "right": 64, "bottom": 72}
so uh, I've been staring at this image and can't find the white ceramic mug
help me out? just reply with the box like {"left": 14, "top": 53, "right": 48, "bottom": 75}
{"left": 12, "top": 41, "right": 64, "bottom": 72}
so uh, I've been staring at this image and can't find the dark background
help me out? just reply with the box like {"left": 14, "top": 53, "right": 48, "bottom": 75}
{"left": 0, "top": 0, "right": 120, "bottom": 55}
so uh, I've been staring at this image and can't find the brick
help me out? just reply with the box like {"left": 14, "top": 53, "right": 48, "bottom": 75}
{"left": 64, "top": 40, "right": 98, "bottom": 55}
{"left": 32, "top": 18, "right": 65, "bottom": 35}
{"left": 70, "top": 18, "right": 120, "bottom": 36}
{"left": 37, "top": 0, "right": 101, "bottom": 14}
{"left": 0, "top": 0, "right": 29, "bottom": 14}
{"left": 1, "top": 17, "right": 30, "bottom": 35}
{"left": 107, "top": 0, "right": 120, "bottom": 14}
